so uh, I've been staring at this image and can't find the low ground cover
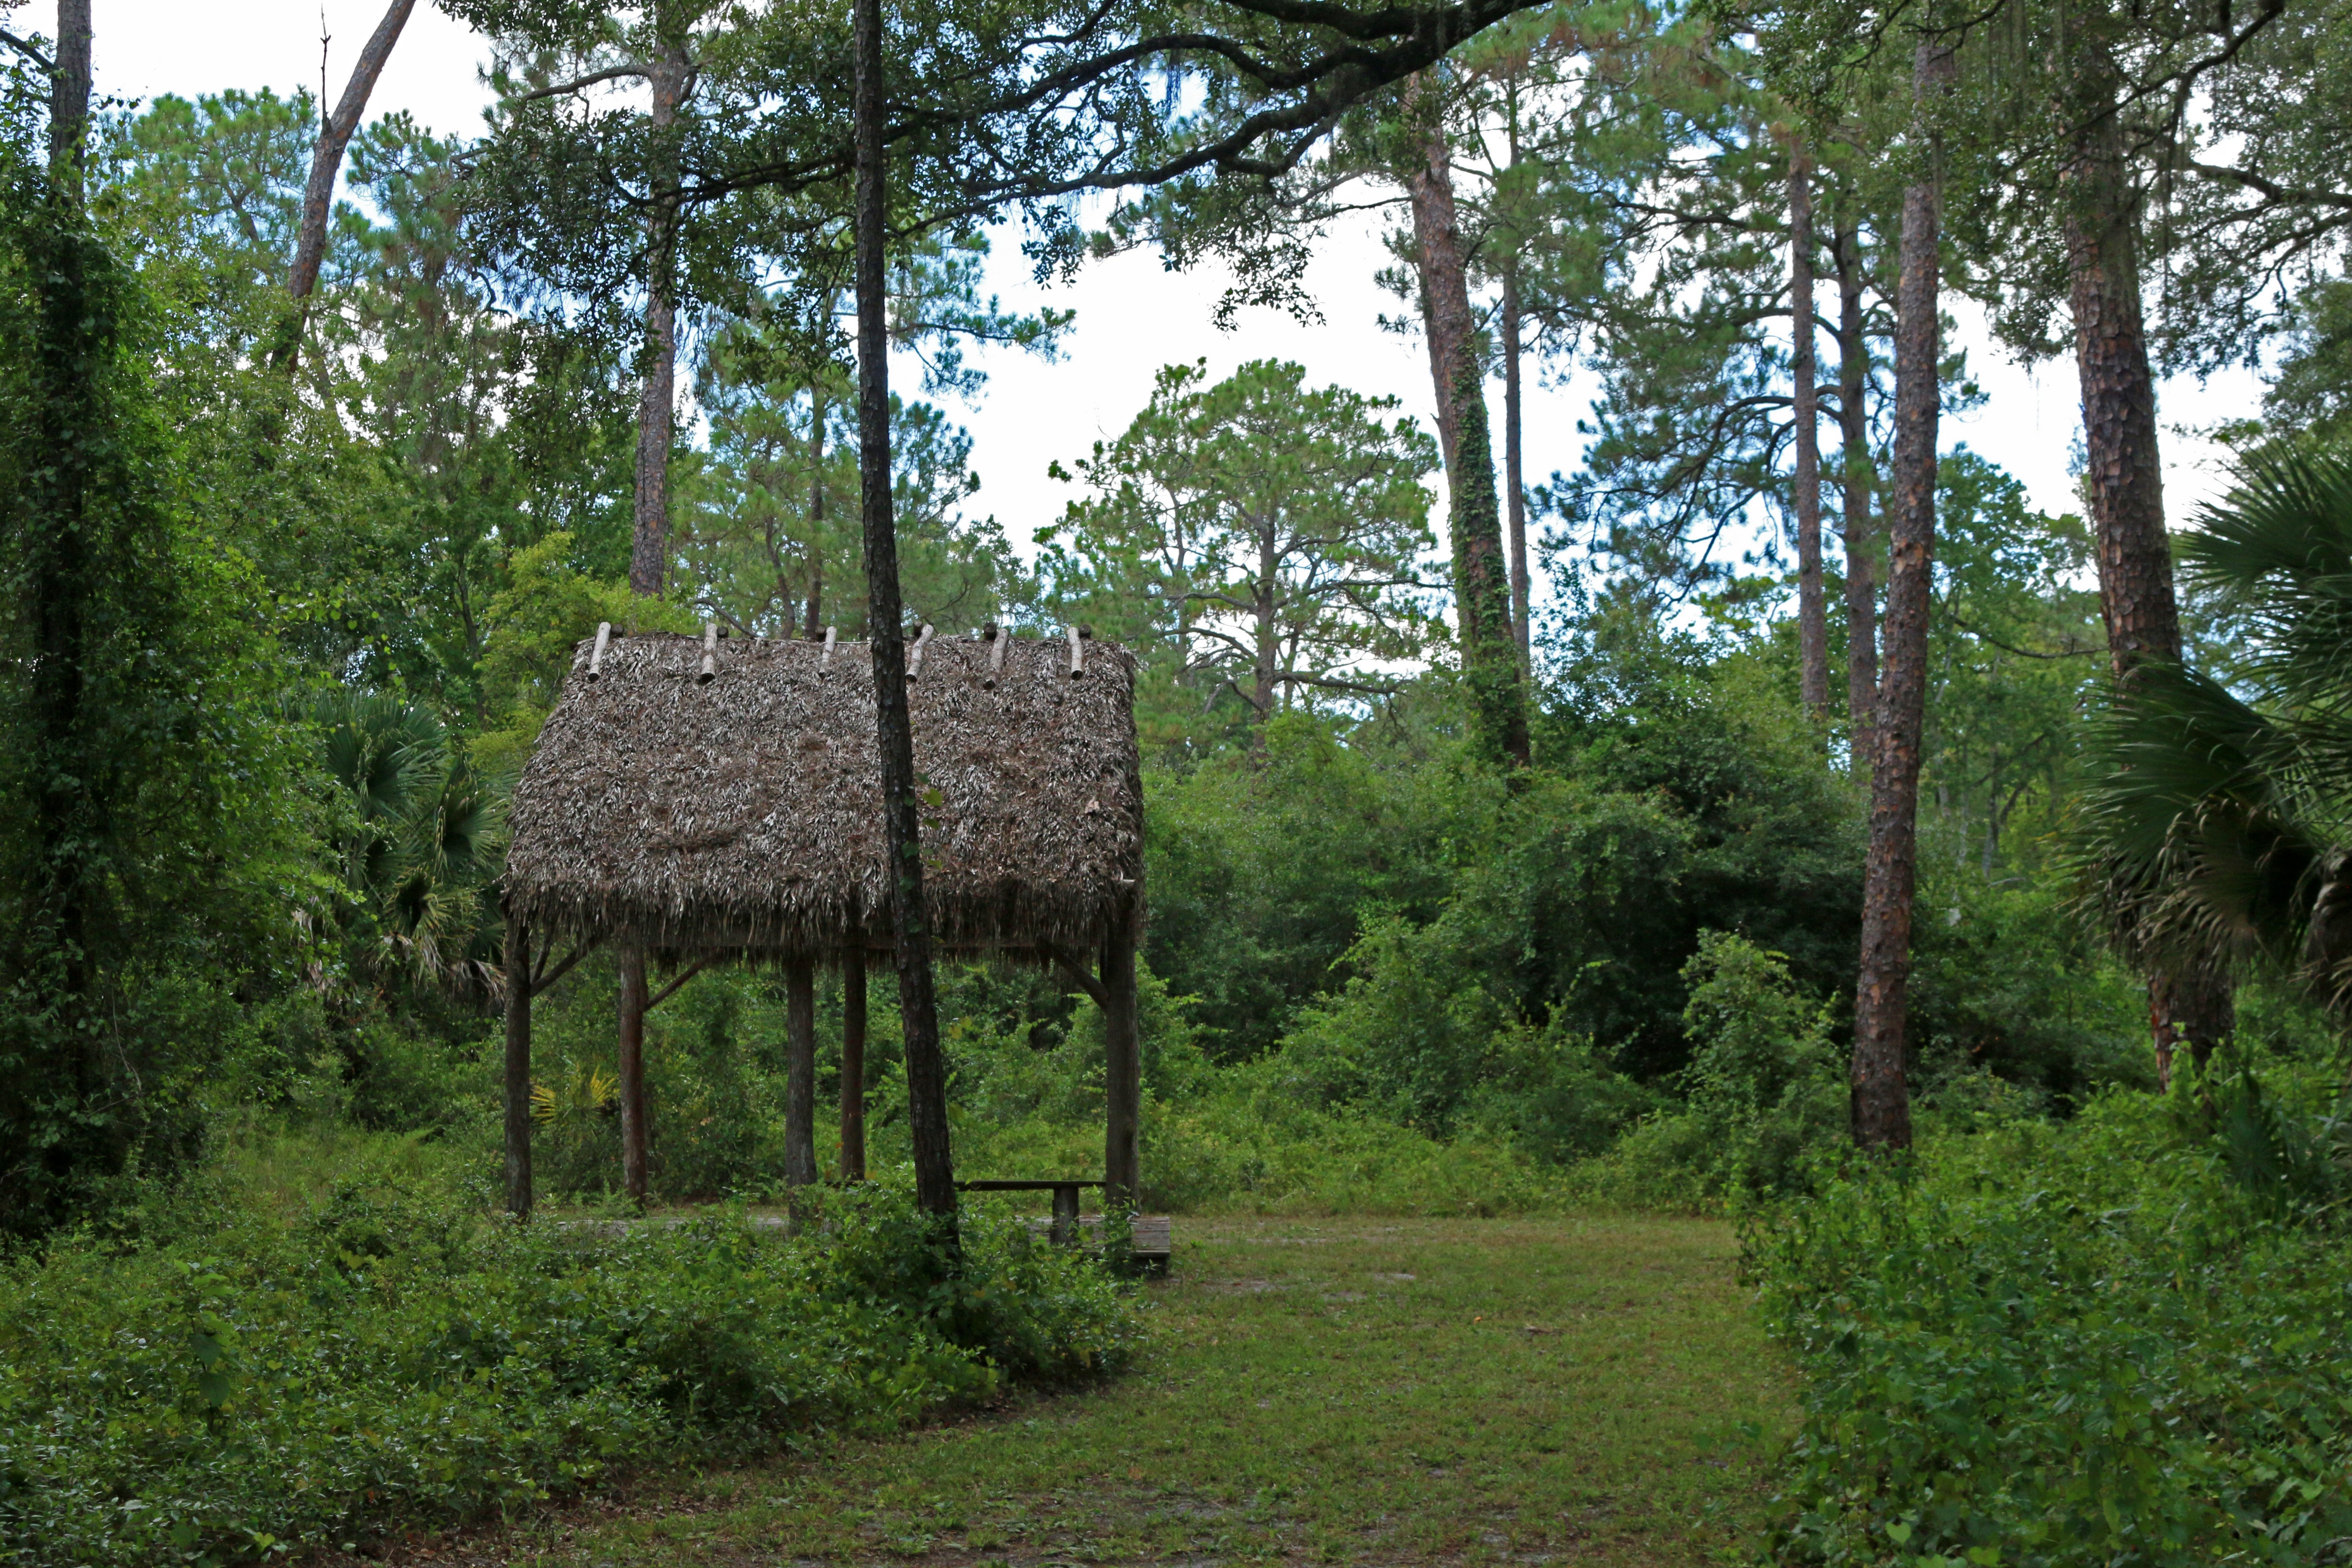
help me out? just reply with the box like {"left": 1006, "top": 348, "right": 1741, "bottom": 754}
{"left": 0, "top": 1138, "right": 1135, "bottom": 1567}
{"left": 1750, "top": 1076, "right": 2352, "bottom": 1566}
{"left": 329, "top": 1214, "right": 1796, "bottom": 1567}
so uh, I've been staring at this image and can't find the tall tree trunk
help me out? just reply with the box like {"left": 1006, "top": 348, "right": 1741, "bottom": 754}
{"left": 25, "top": 0, "right": 99, "bottom": 1204}
{"left": 273, "top": 0, "right": 416, "bottom": 368}
{"left": 2061, "top": 36, "right": 2234, "bottom": 1087}
{"left": 628, "top": 40, "right": 689, "bottom": 597}
{"left": 49, "top": 0, "right": 90, "bottom": 189}
{"left": 503, "top": 917, "right": 532, "bottom": 1217}
{"left": 1853, "top": 38, "right": 1955, "bottom": 1154}
{"left": 805, "top": 384, "right": 826, "bottom": 638}
{"left": 1502, "top": 260, "right": 1531, "bottom": 665}
{"left": 1403, "top": 77, "right": 1529, "bottom": 769}
{"left": 854, "top": 0, "right": 958, "bottom": 1223}
{"left": 1788, "top": 142, "right": 1830, "bottom": 719}
{"left": 1834, "top": 207, "right": 1879, "bottom": 757}
{"left": 783, "top": 957, "right": 817, "bottom": 1186}
{"left": 839, "top": 951, "right": 867, "bottom": 1180}
{"left": 1501, "top": 84, "right": 1531, "bottom": 666}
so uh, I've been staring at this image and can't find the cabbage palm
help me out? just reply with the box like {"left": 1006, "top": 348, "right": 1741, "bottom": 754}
{"left": 316, "top": 690, "right": 506, "bottom": 1000}
{"left": 2076, "top": 451, "right": 2352, "bottom": 1013}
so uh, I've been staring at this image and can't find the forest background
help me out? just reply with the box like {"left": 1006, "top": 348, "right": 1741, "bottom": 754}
{"left": 9, "top": 0, "right": 2352, "bottom": 1559}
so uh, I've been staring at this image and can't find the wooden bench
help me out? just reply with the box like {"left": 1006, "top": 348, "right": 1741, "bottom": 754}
{"left": 956, "top": 1180, "right": 1173, "bottom": 1272}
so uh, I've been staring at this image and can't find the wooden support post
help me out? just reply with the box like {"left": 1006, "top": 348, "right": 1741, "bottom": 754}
{"left": 1051, "top": 1182, "right": 1080, "bottom": 1246}
{"left": 502, "top": 913, "right": 533, "bottom": 1219}
{"left": 840, "top": 949, "right": 868, "bottom": 1181}
{"left": 616, "top": 943, "right": 650, "bottom": 1207}
{"left": 784, "top": 956, "right": 818, "bottom": 1187}
{"left": 1102, "top": 913, "right": 1141, "bottom": 1213}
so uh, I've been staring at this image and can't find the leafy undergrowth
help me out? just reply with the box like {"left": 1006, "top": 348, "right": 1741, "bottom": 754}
{"left": 0, "top": 1147, "right": 1138, "bottom": 1567}
{"left": 304, "top": 1214, "right": 1797, "bottom": 1568}
{"left": 1749, "top": 1076, "right": 2352, "bottom": 1566}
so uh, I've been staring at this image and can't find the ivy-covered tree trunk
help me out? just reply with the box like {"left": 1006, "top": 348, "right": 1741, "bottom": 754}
{"left": 1788, "top": 143, "right": 1830, "bottom": 719}
{"left": 1853, "top": 38, "right": 1955, "bottom": 1154}
{"left": 855, "top": 0, "right": 958, "bottom": 1223}
{"left": 1832, "top": 208, "right": 1879, "bottom": 751}
{"left": 628, "top": 36, "right": 689, "bottom": 597}
{"left": 2062, "top": 34, "right": 2233, "bottom": 1088}
{"left": 1403, "top": 81, "right": 1528, "bottom": 769}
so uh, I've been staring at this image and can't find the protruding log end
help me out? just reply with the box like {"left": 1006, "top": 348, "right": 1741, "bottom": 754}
{"left": 698, "top": 620, "right": 718, "bottom": 684}
{"left": 588, "top": 621, "right": 612, "bottom": 681}
{"left": 1067, "top": 624, "right": 1086, "bottom": 679}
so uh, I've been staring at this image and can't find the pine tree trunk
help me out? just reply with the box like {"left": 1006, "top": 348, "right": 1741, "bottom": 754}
{"left": 2061, "top": 37, "right": 2235, "bottom": 1085}
{"left": 805, "top": 384, "right": 827, "bottom": 638}
{"left": 1503, "top": 263, "right": 1531, "bottom": 665}
{"left": 839, "top": 951, "right": 867, "bottom": 1180}
{"left": 855, "top": 0, "right": 958, "bottom": 1223}
{"left": 1789, "top": 144, "right": 1830, "bottom": 719}
{"left": 628, "top": 41, "right": 689, "bottom": 597}
{"left": 503, "top": 917, "right": 533, "bottom": 1217}
{"left": 783, "top": 957, "right": 817, "bottom": 1186}
{"left": 1834, "top": 207, "right": 1878, "bottom": 752}
{"left": 1403, "top": 79, "right": 1529, "bottom": 768}
{"left": 1853, "top": 39, "right": 1955, "bottom": 1153}
{"left": 28, "top": 0, "right": 98, "bottom": 1183}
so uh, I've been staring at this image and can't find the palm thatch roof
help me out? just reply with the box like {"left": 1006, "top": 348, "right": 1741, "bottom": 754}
{"left": 503, "top": 630, "right": 1143, "bottom": 960}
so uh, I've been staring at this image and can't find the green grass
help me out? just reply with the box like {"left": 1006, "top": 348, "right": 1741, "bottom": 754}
{"left": 391, "top": 1214, "right": 1795, "bottom": 1566}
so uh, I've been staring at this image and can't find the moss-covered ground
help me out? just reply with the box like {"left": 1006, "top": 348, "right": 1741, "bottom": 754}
{"left": 336, "top": 1215, "right": 1794, "bottom": 1566}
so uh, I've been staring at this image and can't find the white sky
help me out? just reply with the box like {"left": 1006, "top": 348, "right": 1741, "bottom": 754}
{"left": 35, "top": 0, "right": 2272, "bottom": 600}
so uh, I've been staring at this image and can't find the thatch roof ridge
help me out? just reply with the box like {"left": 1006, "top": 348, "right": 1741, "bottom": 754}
{"left": 502, "top": 629, "right": 1143, "bottom": 959}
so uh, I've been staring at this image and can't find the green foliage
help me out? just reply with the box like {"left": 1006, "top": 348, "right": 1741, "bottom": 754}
{"left": 1749, "top": 1075, "right": 2352, "bottom": 1566}
{"left": 1040, "top": 358, "right": 1439, "bottom": 748}
{"left": 1579, "top": 933, "right": 1845, "bottom": 1210}
{"left": 0, "top": 1142, "right": 1137, "bottom": 1566}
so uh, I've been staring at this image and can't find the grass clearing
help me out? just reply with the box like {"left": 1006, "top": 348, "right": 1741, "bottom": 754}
{"left": 359, "top": 1213, "right": 1793, "bottom": 1567}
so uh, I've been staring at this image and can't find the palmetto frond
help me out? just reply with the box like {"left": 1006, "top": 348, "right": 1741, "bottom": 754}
{"left": 2076, "top": 450, "right": 2352, "bottom": 1015}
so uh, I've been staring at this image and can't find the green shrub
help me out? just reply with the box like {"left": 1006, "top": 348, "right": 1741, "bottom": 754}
{"left": 1574, "top": 933, "right": 1845, "bottom": 1210}
{"left": 1748, "top": 1076, "right": 2352, "bottom": 1566}
{"left": 0, "top": 1148, "right": 1137, "bottom": 1565}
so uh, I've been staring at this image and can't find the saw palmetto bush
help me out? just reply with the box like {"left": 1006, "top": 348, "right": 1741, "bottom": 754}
{"left": 2075, "top": 449, "right": 2352, "bottom": 1014}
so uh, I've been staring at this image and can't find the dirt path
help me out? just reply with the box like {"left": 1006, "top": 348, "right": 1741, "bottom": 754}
{"left": 348, "top": 1215, "right": 1794, "bottom": 1566}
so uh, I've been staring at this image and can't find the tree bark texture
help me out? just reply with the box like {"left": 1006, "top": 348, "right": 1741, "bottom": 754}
{"left": 49, "top": 0, "right": 90, "bottom": 189}
{"left": 285, "top": 0, "right": 416, "bottom": 312}
{"left": 1503, "top": 262, "right": 1531, "bottom": 666}
{"left": 628, "top": 40, "right": 690, "bottom": 597}
{"left": 855, "top": 0, "right": 959, "bottom": 1222}
{"left": 805, "top": 385, "right": 827, "bottom": 639}
{"left": 1402, "top": 82, "right": 1529, "bottom": 769}
{"left": 1853, "top": 39, "right": 1956, "bottom": 1155}
{"left": 1834, "top": 209, "right": 1879, "bottom": 748}
{"left": 2061, "top": 37, "right": 2235, "bottom": 1079}
{"left": 1788, "top": 144, "right": 1831, "bottom": 719}
{"left": 616, "top": 944, "right": 650, "bottom": 1204}
{"left": 839, "top": 950, "right": 867, "bottom": 1180}
{"left": 503, "top": 916, "right": 533, "bottom": 1217}
{"left": 783, "top": 957, "right": 818, "bottom": 1186}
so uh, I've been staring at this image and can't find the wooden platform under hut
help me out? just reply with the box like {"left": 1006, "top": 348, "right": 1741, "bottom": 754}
{"left": 496, "top": 624, "right": 1155, "bottom": 1249}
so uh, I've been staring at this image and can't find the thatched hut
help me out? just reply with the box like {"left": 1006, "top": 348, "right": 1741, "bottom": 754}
{"left": 497, "top": 625, "right": 1145, "bottom": 1218}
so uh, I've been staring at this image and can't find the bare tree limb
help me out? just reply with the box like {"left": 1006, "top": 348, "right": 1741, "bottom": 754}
{"left": 276, "top": 0, "right": 418, "bottom": 367}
